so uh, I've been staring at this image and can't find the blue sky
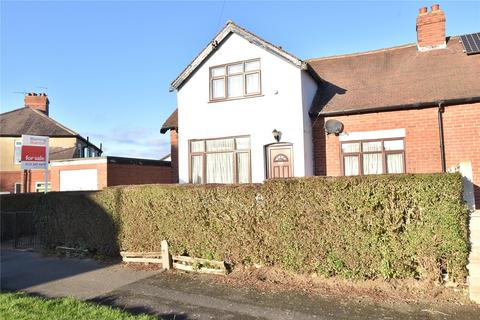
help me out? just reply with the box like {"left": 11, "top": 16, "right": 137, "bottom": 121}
{"left": 1, "top": 1, "right": 479, "bottom": 158}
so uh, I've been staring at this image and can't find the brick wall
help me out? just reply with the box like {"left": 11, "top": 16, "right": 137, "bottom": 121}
{"left": 0, "top": 171, "right": 22, "bottom": 193}
{"left": 170, "top": 129, "right": 179, "bottom": 183}
{"left": 313, "top": 102, "right": 480, "bottom": 206}
{"left": 0, "top": 170, "right": 52, "bottom": 193}
{"left": 416, "top": 6, "right": 446, "bottom": 49}
{"left": 443, "top": 103, "right": 480, "bottom": 205}
{"left": 50, "top": 163, "right": 108, "bottom": 191}
{"left": 107, "top": 163, "right": 172, "bottom": 186}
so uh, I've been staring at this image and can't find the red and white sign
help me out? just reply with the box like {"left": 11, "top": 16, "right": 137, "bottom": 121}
{"left": 21, "top": 135, "right": 49, "bottom": 170}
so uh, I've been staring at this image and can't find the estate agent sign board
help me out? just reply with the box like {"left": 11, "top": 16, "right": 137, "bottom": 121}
{"left": 21, "top": 135, "right": 49, "bottom": 193}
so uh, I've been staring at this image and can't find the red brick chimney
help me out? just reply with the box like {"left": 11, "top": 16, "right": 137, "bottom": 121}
{"left": 416, "top": 4, "right": 446, "bottom": 51}
{"left": 24, "top": 93, "right": 49, "bottom": 116}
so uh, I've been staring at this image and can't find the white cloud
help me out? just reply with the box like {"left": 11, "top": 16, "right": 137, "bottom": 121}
{"left": 85, "top": 125, "right": 170, "bottom": 159}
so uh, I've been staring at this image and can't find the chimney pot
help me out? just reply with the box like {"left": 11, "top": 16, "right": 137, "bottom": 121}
{"left": 416, "top": 4, "right": 446, "bottom": 51}
{"left": 24, "top": 92, "right": 50, "bottom": 116}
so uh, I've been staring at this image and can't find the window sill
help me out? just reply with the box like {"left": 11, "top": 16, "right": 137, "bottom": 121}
{"left": 208, "top": 94, "right": 264, "bottom": 103}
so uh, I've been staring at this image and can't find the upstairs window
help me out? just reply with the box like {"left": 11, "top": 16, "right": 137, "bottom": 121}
{"left": 341, "top": 139, "right": 405, "bottom": 176}
{"left": 210, "top": 59, "right": 261, "bottom": 101}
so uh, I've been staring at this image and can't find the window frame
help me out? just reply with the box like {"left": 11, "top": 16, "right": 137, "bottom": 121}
{"left": 14, "top": 183, "right": 22, "bottom": 194}
{"left": 35, "top": 182, "right": 51, "bottom": 193}
{"left": 340, "top": 138, "right": 406, "bottom": 176}
{"left": 188, "top": 135, "right": 252, "bottom": 184}
{"left": 14, "top": 140, "right": 22, "bottom": 164}
{"left": 209, "top": 59, "right": 262, "bottom": 102}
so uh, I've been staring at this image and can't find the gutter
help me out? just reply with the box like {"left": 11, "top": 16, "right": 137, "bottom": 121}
{"left": 311, "top": 96, "right": 480, "bottom": 117}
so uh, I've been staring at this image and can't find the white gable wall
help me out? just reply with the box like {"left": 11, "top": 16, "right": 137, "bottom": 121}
{"left": 177, "top": 33, "right": 316, "bottom": 183}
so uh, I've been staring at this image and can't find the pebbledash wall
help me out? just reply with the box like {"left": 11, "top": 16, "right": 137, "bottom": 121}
{"left": 177, "top": 33, "right": 316, "bottom": 183}
{"left": 312, "top": 102, "right": 480, "bottom": 206}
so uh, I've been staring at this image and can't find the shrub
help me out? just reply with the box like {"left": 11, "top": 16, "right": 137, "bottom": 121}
{"left": 0, "top": 173, "right": 469, "bottom": 282}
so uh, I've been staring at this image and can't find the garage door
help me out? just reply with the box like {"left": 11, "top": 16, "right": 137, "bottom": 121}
{"left": 60, "top": 169, "right": 98, "bottom": 191}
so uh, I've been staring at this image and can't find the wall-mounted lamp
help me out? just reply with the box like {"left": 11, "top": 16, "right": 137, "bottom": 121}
{"left": 272, "top": 129, "right": 282, "bottom": 142}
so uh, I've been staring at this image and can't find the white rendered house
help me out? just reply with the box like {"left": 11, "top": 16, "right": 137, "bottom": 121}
{"left": 162, "top": 21, "right": 318, "bottom": 184}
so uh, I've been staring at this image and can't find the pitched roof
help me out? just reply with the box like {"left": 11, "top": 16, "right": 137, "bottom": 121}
{"left": 308, "top": 36, "right": 480, "bottom": 116}
{"left": 0, "top": 107, "right": 101, "bottom": 151}
{"left": 160, "top": 109, "right": 178, "bottom": 134}
{"left": 0, "top": 107, "right": 77, "bottom": 136}
{"left": 170, "top": 20, "right": 305, "bottom": 91}
{"left": 49, "top": 147, "right": 77, "bottom": 160}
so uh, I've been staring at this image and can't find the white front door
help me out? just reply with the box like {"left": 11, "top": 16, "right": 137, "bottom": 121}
{"left": 60, "top": 169, "right": 98, "bottom": 191}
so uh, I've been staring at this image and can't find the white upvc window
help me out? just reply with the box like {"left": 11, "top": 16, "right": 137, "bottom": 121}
{"left": 189, "top": 136, "right": 251, "bottom": 184}
{"left": 210, "top": 59, "right": 261, "bottom": 101}
{"left": 341, "top": 139, "right": 405, "bottom": 176}
{"left": 14, "top": 140, "right": 22, "bottom": 164}
{"left": 35, "top": 182, "right": 51, "bottom": 193}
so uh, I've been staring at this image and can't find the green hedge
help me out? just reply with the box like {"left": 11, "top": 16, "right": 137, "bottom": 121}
{"left": 1, "top": 173, "right": 469, "bottom": 282}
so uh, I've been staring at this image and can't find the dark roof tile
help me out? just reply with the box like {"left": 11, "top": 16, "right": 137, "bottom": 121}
{"left": 0, "top": 107, "right": 77, "bottom": 136}
{"left": 160, "top": 109, "right": 178, "bottom": 133}
{"left": 308, "top": 36, "right": 480, "bottom": 115}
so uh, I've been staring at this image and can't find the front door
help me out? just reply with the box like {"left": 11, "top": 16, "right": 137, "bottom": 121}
{"left": 266, "top": 143, "right": 293, "bottom": 179}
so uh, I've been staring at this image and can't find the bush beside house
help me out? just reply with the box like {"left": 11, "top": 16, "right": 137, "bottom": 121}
{"left": 0, "top": 173, "right": 469, "bottom": 282}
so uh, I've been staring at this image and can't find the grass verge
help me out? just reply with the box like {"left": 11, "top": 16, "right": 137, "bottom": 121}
{"left": 0, "top": 292, "right": 156, "bottom": 320}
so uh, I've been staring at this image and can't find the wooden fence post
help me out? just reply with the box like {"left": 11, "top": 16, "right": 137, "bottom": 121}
{"left": 161, "top": 240, "right": 172, "bottom": 270}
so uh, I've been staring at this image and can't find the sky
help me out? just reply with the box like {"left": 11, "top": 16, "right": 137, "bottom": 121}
{"left": 1, "top": 1, "right": 479, "bottom": 159}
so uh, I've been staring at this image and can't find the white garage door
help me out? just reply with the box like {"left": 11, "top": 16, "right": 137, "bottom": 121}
{"left": 60, "top": 169, "right": 98, "bottom": 191}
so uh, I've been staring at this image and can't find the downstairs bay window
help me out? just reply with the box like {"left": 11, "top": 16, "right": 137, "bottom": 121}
{"left": 341, "top": 139, "right": 405, "bottom": 176}
{"left": 189, "top": 136, "right": 251, "bottom": 184}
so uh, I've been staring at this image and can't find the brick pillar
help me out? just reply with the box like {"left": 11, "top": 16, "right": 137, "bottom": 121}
{"left": 311, "top": 117, "right": 326, "bottom": 176}
{"left": 170, "top": 129, "right": 179, "bottom": 183}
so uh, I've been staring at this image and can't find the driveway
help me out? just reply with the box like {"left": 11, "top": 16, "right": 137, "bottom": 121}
{"left": 2, "top": 250, "right": 479, "bottom": 319}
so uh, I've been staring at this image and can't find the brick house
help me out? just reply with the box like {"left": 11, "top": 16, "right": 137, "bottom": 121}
{"left": 0, "top": 93, "right": 102, "bottom": 193}
{"left": 1, "top": 93, "right": 172, "bottom": 193}
{"left": 161, "top": 4, "right": 479, "bottom": 208}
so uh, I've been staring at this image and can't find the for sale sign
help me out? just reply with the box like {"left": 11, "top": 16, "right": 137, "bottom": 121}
{"left": 21, "top": 135, "right": 49, "bottom": 170}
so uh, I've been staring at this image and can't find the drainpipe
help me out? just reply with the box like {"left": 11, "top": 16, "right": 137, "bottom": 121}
{"left": 437, "top": 101, "right": 446, "bottom": 172}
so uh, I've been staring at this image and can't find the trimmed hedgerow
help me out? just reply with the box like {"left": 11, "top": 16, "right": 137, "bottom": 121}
{"left": 0, "top": 173, "right": 469, "bottom": 282}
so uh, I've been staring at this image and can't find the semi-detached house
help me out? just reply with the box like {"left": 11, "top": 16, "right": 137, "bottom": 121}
{"left": 161, "top": 4, "right": 480, "bottom": 209}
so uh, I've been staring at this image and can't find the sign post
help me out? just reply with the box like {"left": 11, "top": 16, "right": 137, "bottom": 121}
{"left": 21, "top": 135, "right": 49, "bottom": 193}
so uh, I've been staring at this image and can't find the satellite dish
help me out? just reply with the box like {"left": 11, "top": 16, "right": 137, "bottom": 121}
{"left": 324, "top": 119, "right": 344, "bottom": 135}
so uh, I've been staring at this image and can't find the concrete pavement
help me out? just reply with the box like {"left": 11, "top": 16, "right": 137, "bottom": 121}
{"left": 1, "top": 249, "right": 155, "bottom": 299}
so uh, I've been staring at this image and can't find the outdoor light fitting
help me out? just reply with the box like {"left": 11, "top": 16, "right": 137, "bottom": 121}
{"left": 272, "top": 129, "right": 282, "bottom": 142}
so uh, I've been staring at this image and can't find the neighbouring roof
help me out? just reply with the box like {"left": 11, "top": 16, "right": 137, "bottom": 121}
{"left": 160, "top": 109, "right": 178, "bottom": 134}
{"left": 160, "top": 153, "right": 171, "bottom": 161}
{"left": 50, "top": 156, "right": 171, "bottom": 167}
{"left": 0, "top": 106, "right": 101, "bottom": 151}
{"left": 170, "top": 20, "right": 305, "bottom": 91}
{"left": 0, "top": 107, "right": 77, "bottom": 136}
{"left": 308, "top": 36, "right": 480, "bottom": 116}
{"left": 49, "top": 147, "right": 77, "bottom": 160}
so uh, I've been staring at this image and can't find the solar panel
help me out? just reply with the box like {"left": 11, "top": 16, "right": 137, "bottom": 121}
{"left": 460, "top": 32, "right": 480, "bottom": 55}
